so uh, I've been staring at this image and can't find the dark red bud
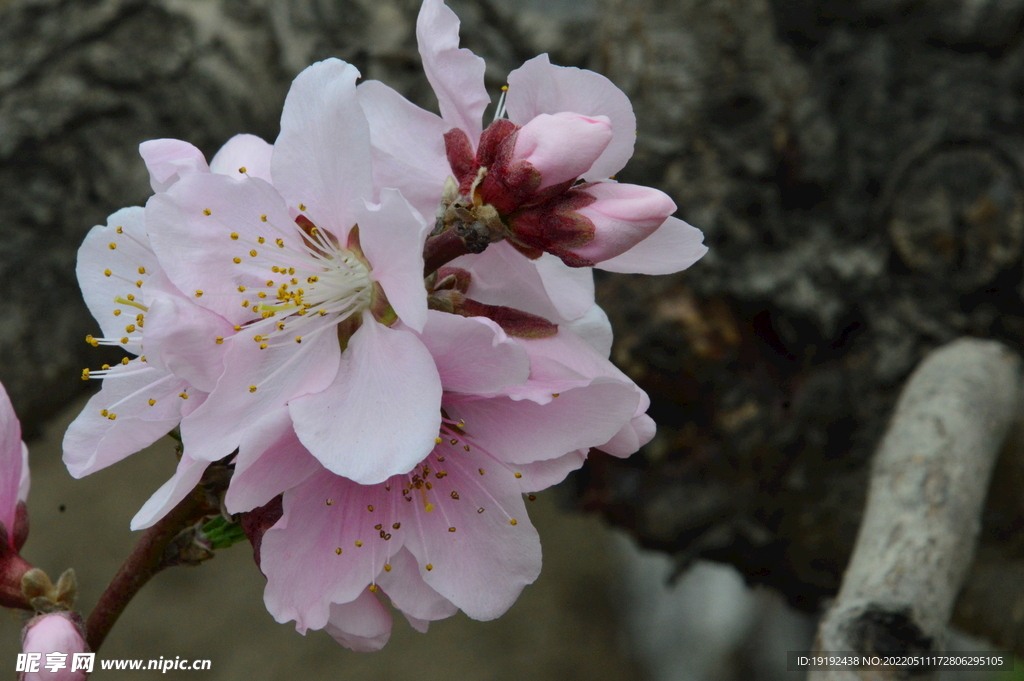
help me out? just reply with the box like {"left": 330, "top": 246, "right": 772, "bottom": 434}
{"left": 459, "top": 298, "right": 558, "bottom": 338}
{"left": 444, "top": 128, "right": 477, "bottom": 186}
{"left": 13, "top": 501, "right": 28, "bottom": 553}
{"left": 479, "top": 160, "right": 543, "bottom": 215}
{"left": 476, "top": 119, "right": 519, "bottom": 169}
{"left": 434, "top": 267, "right": 472, "bottom": 293}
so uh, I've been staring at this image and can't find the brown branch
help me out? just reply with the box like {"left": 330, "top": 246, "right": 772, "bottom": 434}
{"left": 809, "top": 338, "right": 1022, "bottom": 681}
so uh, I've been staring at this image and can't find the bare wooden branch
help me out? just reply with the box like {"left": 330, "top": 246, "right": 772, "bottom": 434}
{"left": 809, "top": 338, "right": 1022, "bottom": 681}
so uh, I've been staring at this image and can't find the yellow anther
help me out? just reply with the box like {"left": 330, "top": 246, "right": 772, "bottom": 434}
{"left": 215, "top": 337, "right": 223, "bottom": 345}
{"left": 514, "top": 472, "right": 522, "bottom": 479}
{"left": 138, "top": 267, "right": 146, "bottom": 274}
{"left": 448, "top": 527, "right": 456, "bottom": 533}
{"left": 107, "top": 413, "right": 117, "bottom": 421}
{"left": 121, "top": 357, "right": 130, "bottom": 365}
{"left": 392, "top": 523, "right": 401, "bottom": 529}
{"left": 510, "top": 519, "right": 518, "bottom": 526}
{"left": 249, "top": 385, "right": 257, "bottom": 393}
{"left": 425, "top": 503, "right": 435, "bottom": 513}
{"left": 450, "top": 439, "right": 458, "bottom": 445}
{"left": 335, "top": 547, "right": 342, "bottom": 555}
{"left": 101, "top": 364, "right": 110, "bottom": 370}
{"left": 478, "top": 468, "right": 485, "bottom": 475}
{"left": 383, "top": 564, "right": 391, "bottom": 572}
{"left": 139, "top": 356, "right": 146, "bottom": 362}
{"left": 100, "top": 409, "right": 109, "bottom": 417}
{"left": 354, "top": 540, "right": 363, "bottom": 547}
{"left": 237, "top": 285, "right": 246, "bottom": 292}
{"left": 326, "top": 498, "right": 334, "bottom": 505}
{"left": 233, "top": 257, "right": 242, "bottom": 264}
{"left": 257, "top": 236, "right": 265, "bottom": 244}
{"left": 288, "top": 268, "right": 295, "bottom": 275}
{"left": 238, "top": 166, "right": 246, "bottom": 173}
{"left": 109, "top": 243, "right": 117, "bottom": 250}
{"left": 233, "top": 325, "right": 241, "bottom": 331}
{"left": 276, "top": 322, "right": 285, "bottom": 330}
{"left": 501, "top": 85, "right": 509, "bottom": 91}
{"left": 135, "top": 280, "right": 143, "bottom": 288}
{"left": 257, "top": 292, "right": 267, "bottom": 299}
{"left": 230, "top": 232, "right": 239, "bottom": 240}
{"left": 259, "top": 343, "right": 268, "bottom": 350}
{"left": 203, "top": 208, "right": 212, "bottom": 216}
{"left": 194, "top": 290, "right": 203, "bottom": 298}
{"left": 81, "top": 368, "right": 90, "bottom": 380}
{"left": 318, "top": 310, "right": 327, "bottom": 316}
{"left": 116, "top": 226, "right": 123, "bottom": 234}
{"left": 260, "top": 214, "right": 267, "bottom": 222}
{"left": 148, "top": 399, "right": 156, "bottom": 406}
{"left": 368, "top": 584, "right": 377, "bottom": 593}
{"left": 477, "top": 508, "right": 485, "bottom": 514}
{"left": 367, "top": 505, "right": 374, "bottom": 512}
{"left": 103, "top": 269, "right": 112, "bottom": 277}
{"left": 126, "top": 294, "right": 135, "bottom": 301}
{"left": 425, "top": 564, "right": 433, "bottom": 571}
{"left": 241, "top": 300, "right": 249, "bottom": 307}
{"left": 125, "top": 324, "right": 136, "bottom": 333}
{"left": 276, "top": 239, "right": 285, "bottom": 248}
{"left": 552, "top": 393, "right": 560, "bottom": 398}
{"left": 295, "top": 336, "right": 302, "bottom": 343}
{"left": 298, "top": 203, "right": 307, "bottom": 211}
{"left": 451, "top": 491, "right": 460, "bottom": 500}
{"left": 463, "top": 445, "right": 470, "bottom": 451}
{"left": 113, "top": 309, "right": 122, "bottom": 316}
{"left": 457, "top": 419, "right": 465, "bottom": 427}
{"left": 435, "top": 437, "right": 442, "bottom": 444}
{"left": 249, "top": 249, "right": 258, "bottom": 257}
{"left": 179, "top": 393, "right": 189, "bottom": 400}
{"left": 528, "top": 494, "right": 537, "bottom": 501}
{"left": 120, "top": 337, "right": 128, "bottom": 345}
{"left": 253, "top": 334, "right": 264, "bottom": 342}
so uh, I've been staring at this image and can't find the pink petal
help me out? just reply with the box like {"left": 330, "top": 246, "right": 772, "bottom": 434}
{"left": 0, "top": 382, "right": 23, "bottom": 545}
{"left": 599, "top": 413, "right": 656, "bottom": 457}
{"left": 180, "top": 327, "right": 340, "bottom": 464}
{"left": 357, "top": 80, "right": 449, "bottom": 217}
{"left": 77, "top": 206, "right": 158, "bottom": 351}
{"left": 418, "top": 311, "right": 530, "bottom": 394}
{"left": 532, "top": 249, "right": 596, "bottom": 321}
{"left": 511, "top": 113, "right": 613, "bottom": 190}
{"left": 139, "top": 139, "right": 209, "bottom": 192}
{"left": 142, "top": 290, "right": 233, "bottom": 393}
{"left": 596, "top": 216, "right": 709, "bottom": 275}
{"left": 571, "top": 182, "right": 677, "bottom": 263}
{"left": 63, "top": 364, "right": 187, "bottom": 478}
{"left": 130, "top": 453, "right": 208, "bottom": 530}
{"left": 271, "top": 59, "right": 370, "bottom": 241}
{"left": 376, "top": 547, "right": 457, "bottom": 622}
{"left": 356, "top": 189, "right": 430, "bottom": 332}
{"left": 445, "top": 378, "right": 639, "bottom": 465}
{"left": 146, "top": 173, "right": 303, "bottom": 326}
{"left": 416, "top": 0, "right": 489, "bottom": 144}
{"left": 401, "top": 446, "right": 541, "bottom": 620}
{"left": 324, "top": 590, "right": 393, "bottom": 652}
{"left": 290, "top": 315, "right": 441, "bottom": 484}
{"left": 505, "top": 54, "right": 636, "bottom": 181}
{"left": 209, "top": 134, "right": 274, "bottom": 183}
{"left": 225, "top": 410, "right": 322, "bottom": 514}
{"left": 260, "top": 470, "right": 401, "bottom": 632}
{"left": 563, "top": 303, "right": 613, "bottom": 358}
{"left": 21, "top": 613, "right": 88, "bottom": 681}
{"left": 514, "top": 449, "right": 588, "bottom": 493}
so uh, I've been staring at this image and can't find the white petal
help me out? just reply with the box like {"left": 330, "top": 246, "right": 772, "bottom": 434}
{"left": 209, "top": 134, "right": 274, "bottom": 183}
{"left": 324, "top": 590, "right": 393, "bottom": 652}
{"left": 596, "top": 216, "right": 708, "bottom": 275}
{"left": 130, "top": 453, "right": 208, "bottom": 530}
{"left": 418, "top": 311, "right": 530, "bottom": 394}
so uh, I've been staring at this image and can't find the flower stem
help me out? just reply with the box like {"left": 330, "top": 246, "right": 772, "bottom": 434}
{"left": 423, "top": 228, "right": 476, "bottom": 276}
{"left": 84, "top": 480, "right": 219, "bottom": 652}
{"left": 0, "top": 552, "right": 34, "bottom": 610}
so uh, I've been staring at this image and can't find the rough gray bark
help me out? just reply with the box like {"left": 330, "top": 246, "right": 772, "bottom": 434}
{"left": 809, "top": 339, "right": 1021, "bottom": 680}
{"left": 5, "top": 0, "right": 1024, "bottom": 658}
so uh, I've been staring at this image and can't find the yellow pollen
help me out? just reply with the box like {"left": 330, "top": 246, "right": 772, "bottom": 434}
{"left": 450, "top": 439, "right": 458, "bottom": 445}
{"left": 233, "top": 257, "right": 242, "bottom": 264}
{"left": 478, "top": 468, "right": 485, "bottom": 475}
{"left": 249, "top": 249, "right": 258, "bottom": 257}
{"left": 215, "top": 337, "right": 223, "bottom": 344}
{"left": 194, "top": 290, "right": 203, "bottom": 297}
{"left": 295, "top": 336, "right": 302, "bottom": 343}
{"left": 100, "top": 409, "right": 108, "bottom": 417}
{"left": 514, "top": 472, "right": 522, "bottom": 479}
{"left": 135, "top": 280, "right": 143, "bottom": 288}
{"left": 318, "top": 310, "right": 327, "bottom": 316}
{"left": 451, "top": 491, "right": 459, "bottom": 500}
{"left": 367, "top": 505, "right": 374, "bottom": 512}
{"left": 528, "top": 494, "right": 537, "bottom": 501}
{"left": 101, "top": 364, "right": 110, "bottom": 370}
{"left": 478, "top": 508, "right": 484, "bottom": 514}
{"left": 501, "top": 85, "right": 509, "bottom": 91}
{"left": 239, "top": 166, "right": 246, "bottom": 173}
{"left": 392, "top": 523, "right": 401, "bottom": 530}
{"left": 448, "top": 527, "right": 456, "bottom": 533}
{"left": 257, "top": 237, "right": 265, "bottom": 244}
{"left": 233, "top": 325, "right": 241, "bottom": 331}
{"left": 249, "top": 385, "right": 257, "bottom": 393}
{"left": 354, "top": 540, "right": 363, "bottom": 547}
{"left": 259, "top": 343, "right": 268, "bottom": 350}
{"left": 230, "top": 232, "right": 239, "bottom": 240}
{"left": 265, "top": 280, "right": 274, "bottom": 286}
{"left": 510, "top": 519, "right": 518, "bottom": 526}
{"left": 241, "top": 300, "right": 249, "bottom": 307}
{"left": 127, "top": 294, "right": 135, "bottom": 301}
{"left": 298, "top": 203, "right": 307, "bottom": 211}
{"left": 109, "top": 243, "right": 117, "bottom": 250}
{"left": 120, "top": 337, "right": 129, "bottom": 345}
{"left": 108, "top": 413, "right": 117, "bottom": 421}
{"left": 289, "top": 268, "right": 295, "bottom": 275}
{"left": 425, "top": 564, "right": 433, "bottom": 571}
{"left": 81, "top": 368, "right": 90, "bottom": 380}
{"left": 203, "top": 208, "right": 212, "bottom": 216}
{"left": 148, "top": 399, "right": 156, "bottom": 406}
{"left": 552, "top": 393, "right": 560, "bottom": 398}
{"left": 276, "top": 239, "right": 285, "bottom": 248}
{"left": 260, "top": 214, "right": 267, "bottom": 222}
{"left": 253, "top": 334, "right": 264, "bottom": 342}
{"left": 179, "top": 393, "right": 188, "bottom": 400}
{"left": 139, "top": 356, "right": 146, "bottom": 362}
{"left": 113, "top": 309, "right": 122, "bottom": 316}
{"left": 277, "top": 322, "right": 286, "bottom": 330}
{"left": 237, "top": 286, "right": 246, "bottom": 293}
{"left": 368, "top": 584, "right": 377, "bottom": 593}
{"left": 457, "top": 419, "right": 465, "bottom": 427}
{"left": 383, "top": 564, "right": 391, "bottom": 572}
{"left": 271, "top": 266, "right": 280, "bottom": 273}
{"left": 335, "top": 547, "right": 342, "bottom": 555}
{"left": 138, "top": 267, "right": 146, "bottom": 274}
{"left": 121, "top": 357, "right": 130, "bottom": 365}
{"left": 463, "top": 445, "right": 470, "bottom": 451}
{"left": 103, "top": 269, "right": 111, "bottom": 277}
{"left": 435, "top": 437, "right": 442, "bottom": 444}
{"left": 125, "top": 324, "right": 136, "bottom": 333}
{"left": 424, "top": 503, "right": 435, "bottom": 513}
{"left": 257, "top": 292, "right": 267, "bottom": 299}
{"left": 374, "top": 524, "right": 382, "bottom": 530}
{"left": 116, "top": 226, "right": 123, "bottom": 234}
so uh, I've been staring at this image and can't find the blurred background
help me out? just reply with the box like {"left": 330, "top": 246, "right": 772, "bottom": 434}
{"left": 6, "top": 0, "right": 1024, "bottom": 678}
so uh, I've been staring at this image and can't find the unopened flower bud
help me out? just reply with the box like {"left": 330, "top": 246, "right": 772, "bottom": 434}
{"left": 568, "top": 182, "right": 676, "bottom": 263}
{"left": 511, "top": 112, "right": 613, "bottom": 190}
{"left": 20, "top": 612, "right": 88, "bottom": 681}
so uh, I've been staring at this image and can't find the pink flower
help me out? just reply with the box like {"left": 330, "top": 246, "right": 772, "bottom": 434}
{"left": 144, "top": 59, "right": 442, "bottom": 486}
{"left": 0, "top": 381, "right": 29, "bottom": 552}
{"left": 358, "top": 0, "right": 707, "bottom": 279}
{"left": 20, "top": 613, "right": 88, "bottom": 681}
{"left": 243, "top": 311, "right": 644, "bottom": 650}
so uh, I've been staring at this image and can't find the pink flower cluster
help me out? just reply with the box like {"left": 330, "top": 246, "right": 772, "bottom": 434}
{"left": 63, "top": 0, "right": 706, "bottom": 651}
